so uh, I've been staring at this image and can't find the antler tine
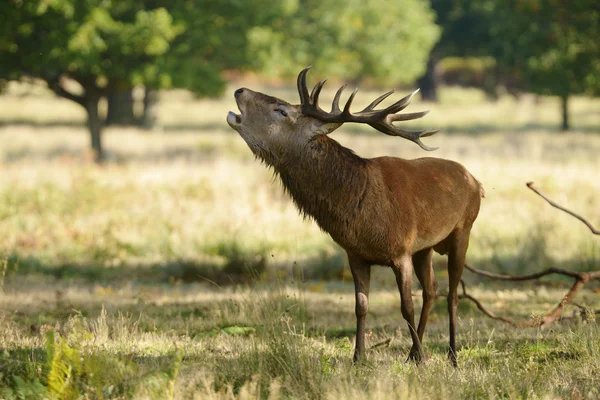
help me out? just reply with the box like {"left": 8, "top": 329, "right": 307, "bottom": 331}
{"left": 414, "top": 136, "right": 439, "bottom": 151}
{"left": 310, "top": 79, "right": 327, "bottom": 108}
{"left": 331, "top": 85, "right": 347, "bottom": 113}
{"left": 375, "top": 126, "right": 439, "bottom": 151}
{"left": 389, "top": 110, "right": 430, "bottom": 122}
{"left": 414, "top": 129, "right": 440, "bottom": 151}
{"left": 384, "top": 88, "right": 419, "bottom": 114}
{"left": 420, "top": 129, "right": 439, "bottom": 137}
{"left": 296, "top": 67, "right": 439, "bottom": 150}
{"left": 362, "top": 90, "right": 395, "bottom": 112}
{"left": 343, "top": 88, "right": 359, "bottom": 114}
{"left": 297, "top": 66, "right": 312, "bottom": 106}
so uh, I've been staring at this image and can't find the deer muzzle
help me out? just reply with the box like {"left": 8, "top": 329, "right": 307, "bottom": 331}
{"left": 227, "top": 88, "right": 247, "bottom": 129}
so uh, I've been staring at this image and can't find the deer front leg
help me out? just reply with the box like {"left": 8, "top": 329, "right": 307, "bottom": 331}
{"left": 393, "top": 255, "right": 426, "bottom": 364}
{"left": 348, "top": 255, "right": 371, "bottom": 363}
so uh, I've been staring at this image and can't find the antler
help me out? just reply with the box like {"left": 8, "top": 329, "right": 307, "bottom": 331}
{"left": 297, "top": 66, "right": 439, "bottom": 151}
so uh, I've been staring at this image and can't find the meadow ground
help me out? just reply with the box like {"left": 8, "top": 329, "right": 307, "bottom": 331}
{"left": 0, "top": 82, "right": 599, "bottom": 398}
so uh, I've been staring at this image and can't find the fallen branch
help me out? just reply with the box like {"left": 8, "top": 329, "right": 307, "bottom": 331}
{"left": 454, "top": 182, "right": 600, "bottom": 327}
{"left": 527, "top": 182, "right": 599, "bottom": 235}
{"left": 460, "top": 269, "right": 599, "bottom": 327}
{"left": 464, "top": 264, "right": 584, "bottom": 281}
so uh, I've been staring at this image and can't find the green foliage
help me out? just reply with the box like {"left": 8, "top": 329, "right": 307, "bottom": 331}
{"left": 429, "top": 0, "right": 497, "bottom": 58}
{"left": 249, "top": 0, "right": 440, "bottom": 85}
{"left": 0, "top": 318, "right": 184, "bottom": 399}
{"left": 156, "top": 0, "right": 287, "bottom": 96}
{"left": 0, "top": 1, "right": 182, "bottom": 85}
{"left": 488, "top": 0, "right": 600, "bottom": 98}
{"left": 0, "top": 0, "right": 295, "bottom": 158}
{"left": 0, "top": 377, "right": 49, "bottom": 400}
{"left": 0, "top": 0, "right": 288, "bottom": 101}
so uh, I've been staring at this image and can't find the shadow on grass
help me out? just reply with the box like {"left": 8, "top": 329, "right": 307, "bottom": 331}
{"left": 4, "top": 255, "right": 247, "bottom": 285}
{"left": 2, "top": 247, "right": 348, "bottom": 286}
{"left": 4, "top": 247, "right": 598, "bottom": 289}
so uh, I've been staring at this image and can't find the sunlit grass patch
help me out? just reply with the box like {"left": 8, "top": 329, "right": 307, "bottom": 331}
{"left": 0, "top": 84, "right": 599, "bottom": 398}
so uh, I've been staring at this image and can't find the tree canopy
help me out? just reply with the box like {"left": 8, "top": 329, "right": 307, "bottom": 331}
{"left": 416, "top": 0, "right": 498, "bottom": 101}
{"left": 488, "top": 0, "right": 600, "bottom": 129}
{"left": 0, "top": 0, "right": 285, "bottom": 160}
{"left": 1, "top": 0, "right": 597, "bottom": 157}
{"left": 248, "top": 0, "right": 440, "bottom": 86}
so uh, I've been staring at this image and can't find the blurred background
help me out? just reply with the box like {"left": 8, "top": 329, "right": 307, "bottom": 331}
{"left": 0, "top": 0, "right": 599, "bottom": 286}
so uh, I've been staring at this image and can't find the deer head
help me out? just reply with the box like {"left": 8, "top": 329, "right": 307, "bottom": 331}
{"left": 227, "top": 66, "right": 440, "bottom": 166}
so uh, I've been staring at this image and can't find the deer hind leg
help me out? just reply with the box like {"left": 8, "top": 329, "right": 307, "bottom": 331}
{"left": 393, "top": 255, "right": 425, "bottom": 364}
{"left": 447, "top": 228, "right": 471, "bottom": 367}
{"left": 411, "top": 247, "right": 437, "bottom": 360}
{"left": 348, "top": 254, "right": 371, "bottom": 363}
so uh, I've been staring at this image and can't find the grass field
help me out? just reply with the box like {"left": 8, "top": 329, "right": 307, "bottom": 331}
{"left": 0, "top": 82, "right": 599, "bottom": 398}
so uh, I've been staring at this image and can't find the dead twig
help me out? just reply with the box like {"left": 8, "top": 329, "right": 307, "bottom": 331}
{"left": 458, "top": 280, "right": 517, "bottom": 326}
{"left": 571, "top": 303, "right": 600, "bottom": 315}
{"left": 369, "top": 337, "right": 392, "bottom": 350}
{"left": 527, "top": 181, "right": 599, "bottom": 235}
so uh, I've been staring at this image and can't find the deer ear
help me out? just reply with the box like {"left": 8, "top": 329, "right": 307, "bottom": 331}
{"left": 311, "top": 119, "right": 342, "bottom": 135}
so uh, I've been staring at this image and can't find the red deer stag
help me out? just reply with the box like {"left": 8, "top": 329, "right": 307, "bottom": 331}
{"left": 226, "top": 67, "right": 483, "bottom": 365}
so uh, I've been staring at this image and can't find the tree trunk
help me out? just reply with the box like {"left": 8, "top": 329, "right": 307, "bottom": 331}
{"left": 416, "top": 57, "right": 439, "bottom": 102}
{"left": 85, "top": 94, "right": 104, "bottom": 163}
{"left": 106, "top": 88, "right": 136, "bottom": 126}
{"left": 142, "top": 87, "right": 159, "bottom": 130}
{"left": 561, "top": 95, "right": 569, "bottom": 131}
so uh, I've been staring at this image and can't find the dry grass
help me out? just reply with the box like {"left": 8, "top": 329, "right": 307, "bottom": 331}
{"left": 1, "top": 83, "right": 599, "bottom": 278}
{"left": 0, "top": 82, "right": 599, "bottom": 398}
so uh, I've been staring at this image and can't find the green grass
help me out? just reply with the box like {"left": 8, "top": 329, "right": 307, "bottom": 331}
{"left": 0, "top": 280, "right": 599, "bottom": 398}
{"left": 0, "top": 82, "right": 599, "bottom": 398}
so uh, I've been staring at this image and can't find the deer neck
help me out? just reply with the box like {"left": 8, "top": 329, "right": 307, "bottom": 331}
{"left": 276, "top": 135, "right": 369, "bottom": 239}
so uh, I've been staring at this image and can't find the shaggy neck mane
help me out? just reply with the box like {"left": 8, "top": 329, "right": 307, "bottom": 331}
{"left": 275, "top": 135, "right": 369, "bottom": 239}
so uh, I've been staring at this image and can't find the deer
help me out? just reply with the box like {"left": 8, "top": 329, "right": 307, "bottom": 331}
{"left": 226, "top": 67, "right": 484, "bottom": 366}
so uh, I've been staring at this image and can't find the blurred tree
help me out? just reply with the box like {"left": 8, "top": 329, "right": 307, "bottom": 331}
{"left": 106, "top": 87, "right": 137, "bottom": 126}
{"left": 489, "top": 0, "right": 600, "bottom": 130}
{"left": 248, "top": 0, "right": 440, "bottom": 87}
{"left": 105, "top": 0, "right": 283, "bottom": 126}
{"left": 0, "top": 0, "right": 183, "bottom": 162}
{"left": 0, "top": 0, "right": 284, "bottom": 160}
{"left": 417, "top": 0, "right": 496, "bottom": 101}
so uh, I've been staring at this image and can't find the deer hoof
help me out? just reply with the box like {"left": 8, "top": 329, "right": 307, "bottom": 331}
{"left": 407, "top": 347, "right": 427, "bottom": 365}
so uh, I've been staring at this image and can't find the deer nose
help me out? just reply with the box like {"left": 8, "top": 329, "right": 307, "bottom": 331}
{"left": 234, "top": 88, "right": 244, "bottom": 98}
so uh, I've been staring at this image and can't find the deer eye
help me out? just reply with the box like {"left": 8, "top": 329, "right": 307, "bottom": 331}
{"left": 275, "top": 109, "right": 288, "bottom": 117}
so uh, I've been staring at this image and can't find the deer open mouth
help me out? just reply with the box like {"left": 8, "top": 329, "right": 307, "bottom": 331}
{"left": 227, "top": 95, "right": 245, "bottom": 128}
{"left": 227, "top": 111, "right": 242, "bottom": 126}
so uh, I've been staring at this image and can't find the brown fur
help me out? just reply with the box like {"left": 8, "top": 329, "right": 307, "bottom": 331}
{"left": 227, "top": 87, "right": 483, "bottom": 365}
